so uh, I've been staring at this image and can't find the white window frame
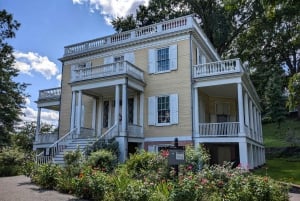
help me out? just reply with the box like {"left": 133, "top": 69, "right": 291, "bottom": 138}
{"left": 148, "top": 45, "right": 177, "bottom": 74}
{"left": 148, "top": 94, "right": 178, "bottom": 126}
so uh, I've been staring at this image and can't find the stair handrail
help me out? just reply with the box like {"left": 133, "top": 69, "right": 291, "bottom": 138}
{"left": 82, "top": 124, "right": 118, "bottom": 156}
{"left": 35, "top": 128, "right": 77, "bottom": 164}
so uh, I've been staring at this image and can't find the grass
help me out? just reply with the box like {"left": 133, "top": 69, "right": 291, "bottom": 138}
{"left": 253, "top": 118, "right": 300, "bottom": 185}
{"left": 253, "top": 158, "right": 300, "bottom": 185}
{"left": 262, "top": 118, "right": 300, "bottom": 147}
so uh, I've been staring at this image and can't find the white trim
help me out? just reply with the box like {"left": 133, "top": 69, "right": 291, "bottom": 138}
{"left": 72, "top": 78, "right": 126, "bottom": 91}
{"left": 128, "top": 80, "right": 144, "bottom": 92}
{"left": 92, "top": 98, "right": 97, "bottom": 129}
{"left": 193, "top": 77, "right": 242, "bottom": 88}
{"left": 133, "top": 94, "right": 138, "bottom": 125}
{"left": 144, "top": 136, "right": 193, "bottom": 142}
{"left": 37, "top": 101, "right": 60, "bottom": 108}
{"left": 70, "top": 92, "right": 76, "bottom": 129}
{"left": 139, "top": 93, "right": 144, "bottom": 128}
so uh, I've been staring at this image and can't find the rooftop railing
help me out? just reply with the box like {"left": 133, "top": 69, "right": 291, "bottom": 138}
{"left": 64, "top": 15, "right": 193, "bottom": 56}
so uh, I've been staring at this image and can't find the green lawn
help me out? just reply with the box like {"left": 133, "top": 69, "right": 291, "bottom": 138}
{"left": 262, "top": 119, "right": 300, "bottom": 147}
{"left": 253, "top": 158, "right": 300, "bottom": 185}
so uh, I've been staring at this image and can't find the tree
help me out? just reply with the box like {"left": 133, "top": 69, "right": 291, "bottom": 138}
{"left": 264, "top": 67, "right": 287, "bottom": 126}
{"left": 287, "top": 73, "right": 300, "bottom": 118}
{"left": 0, "top": 10, "right": 27, "bottom": 147}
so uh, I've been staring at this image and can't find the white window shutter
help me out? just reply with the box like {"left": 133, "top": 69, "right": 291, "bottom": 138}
{"left": 170, "top": 94, "right": 179, "bottom": 124}
{"left": 148, "top": 49, "right": 156, "bottom": 74}
{"left": 124, "top": 52, "right": 135, "bottom": 64}
{"left": 169, "top": 45, "right": 177, "bottom": 71}
{"left": 86, "top": 61, "right": 92, "bottom": 68}
{"left": 104, "top": 56, "right": 113, "bottom": 64}
{"left": 148, "top": 96, "right": 156, "bottom": 125}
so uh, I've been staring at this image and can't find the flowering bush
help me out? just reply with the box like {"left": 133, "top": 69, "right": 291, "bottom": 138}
{"left": 86, "top": 149, "right": 117, "bottom": 173}
{"left": 73, "top": 166, "right": 110, "bottom": 200}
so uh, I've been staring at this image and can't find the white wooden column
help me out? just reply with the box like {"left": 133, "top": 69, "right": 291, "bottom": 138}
{"left": 139, "top": 92, "right": 144, "bottom": 128}
{"left": 133, "top": 94, "right": 138, "bottom": 125}
{"left": 76, "top": 90, "right": 82, "bottom": 135}
{"left": 193, "top": 88, "right": 199, "bottom": 137}
{"left": 237, "top": 83, "right": 245, "bottom": 135}
{"left": 239, "top": 142, "right": 249, "bottom": 169}
{"left": 249, "top": 100, "right": 254, "bottom": 137}
{"left": 97, "top": 97, "right": 103, "bottom": 137}
{"left": 35, "top": 107, "right": 41, "bottom": 141}
{"left": 108, "top": 100, "right": 112, "bottom": 127}
{"left": 121, "top": 83, "right": 127, "bottom": 135}
{"left": 115, "top": 85, "right": 120, "bottom": 126}
{"left": 70, "top": 91, "right": 76, "bottom": 130}
{"left": 254, "top": 108, "right": 258, "bottom": 140}
{"left": 244, "top": 93, "right": 249, "bottom": 128}
{"left": 259, "top": 113, "right": 263, "bottom": 143}
{"left": 92, "top": 97, "right": 97, "bottom": 132}
{"left": 249, "top": 144, "right": 254, "bottom": 169}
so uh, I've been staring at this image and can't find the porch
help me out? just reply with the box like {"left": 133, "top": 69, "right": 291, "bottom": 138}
{"left": 192, "top": 60, "right": 263, "bottom": 143}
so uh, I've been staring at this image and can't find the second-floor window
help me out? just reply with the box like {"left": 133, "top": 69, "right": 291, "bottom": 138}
{"left": 148, "top": 45, "right": 177, "bottom": 74}
{"left": 157, "top": 48, "right": 169, "bottom": 72}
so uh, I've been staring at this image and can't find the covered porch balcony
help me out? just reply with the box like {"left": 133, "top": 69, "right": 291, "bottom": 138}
{"left": 69, "top": 68, "right": 145, "bottom": 141}
{"left": 34, "top": 87, "right": 61, "bottom": 150}
{"left": 192, "top": 78, "right": 263, "bottom": 143}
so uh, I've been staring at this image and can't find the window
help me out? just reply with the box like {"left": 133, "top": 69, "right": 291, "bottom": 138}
{"left": 157, "top": 48, "right": 169, "bottom": 71}
{"left": 148, "top": 45, "right": 177, "bottom": 73}
{"left": 158, "top": 96, "right": 170, "bottom": 123}
{"left": 114, "top": 55, "right": 124, "bottom": 62}
{"left": 148, "top": 94, "right": 178, "bottom": 126}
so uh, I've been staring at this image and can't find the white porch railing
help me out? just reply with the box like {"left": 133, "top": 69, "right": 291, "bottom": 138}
{"left": 71, "top": 61, "right": 144, "bottom": 82}
{"left": 35, "top": 132, "right": 58, "bottom": 144}
{"left": 193, "top": 59, "right": 245, "bottom": 78}
{"left": 64, "top": 15, "right": 192, "bottom": 56}
{"left": 38, "top": 87, "right": 61, "bottom": 100}
{"left": 199, "top": 122, "right": 240, "bottom": 137}
{"left": 128, "top": 124, "right": 143, "bottom": 138}
{"left": 35, "top": 128, "right": 77, "bottom": 164}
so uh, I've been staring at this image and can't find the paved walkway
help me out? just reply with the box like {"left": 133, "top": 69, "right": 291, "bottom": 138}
{"left": 0, "top": 176, "right": 85, "bottom": 201}
{"left": 0, "top": 175, "right": 299, "bottom": 201}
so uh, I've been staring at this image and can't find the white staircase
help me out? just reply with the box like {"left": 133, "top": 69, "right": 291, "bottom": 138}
{"left": 52, "top": 138, "right": 96, "bottom": 165}
{"left": 36, "top": 125, "right": 118, "bottom": 165}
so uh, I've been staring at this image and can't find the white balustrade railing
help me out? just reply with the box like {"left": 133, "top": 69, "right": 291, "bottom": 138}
{"left": 64, "top": 15, "right": 193, "bottom": 56}
{"left": 71, "top": 61, "right": 144, "bottom": 82}
{"left": 128, "top": 124, "right": 143, "bottom": 138}
{"left": 35, "top": 132, "right": 58, "bottom": 144}
{"left": 38, "top": 87, "right": 61, "bottom": 100}
{"left": 35, "top": 128, "right": 77, "bottom": 165}
{"left": 193, "top": 59, "right": 245, "bottom": 78}
{"left": 199, "top": 122, "right": 240, "bottom": 137}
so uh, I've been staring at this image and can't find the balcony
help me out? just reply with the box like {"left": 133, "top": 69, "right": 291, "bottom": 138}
{"left": 193, "top": 59, "right": 246, "bottom": 78}
{"left": 71, "top": 61, "right": 144, "bottom": 83}
{"left": 64, "top": 15, "right": 195, "bottom": 56}
{"left": 199, "top": 122, "right": 240, "bottom": 137}
{"left": 38, "top": 87, "right": 61, "bottom": 101}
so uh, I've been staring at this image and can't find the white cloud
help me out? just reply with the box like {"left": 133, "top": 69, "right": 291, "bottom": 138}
{"left": 72, "top": 0, "right": 149, "bottom": 24}
{"left": 56, "top": 74, "right": 62, "bottom": 83}
{"left": 21, "top": 107, "right": 59, "bottom": 126}
{"left": 13, "top": 51, "right": 59, "bottom": 80}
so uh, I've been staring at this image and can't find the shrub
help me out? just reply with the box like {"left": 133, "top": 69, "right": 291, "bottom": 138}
{"left": 64, "top": 148, "right": 82, "bottom": 166}
{"left": 55, "top": 168, "right": 76, "bottom": 194}
{"left": 109, "top": 169, "right": 151, "bottom": 201}
{"left": 74, "top": 166, "right": 110, "bottom": 200}
{"left": 87, "top": 149, "right": 117, "bottom": 172}
{"left": 125, "top": 150, "right": 168, "bottom": 180}
{"left": 31, "top": 163, "right": 60, "bottom": 189}
{"left": 184, "top": 145, "right": 210, "bottom": 172}
{"left": 0, "top": 147, "right": 26, "bottom": 176}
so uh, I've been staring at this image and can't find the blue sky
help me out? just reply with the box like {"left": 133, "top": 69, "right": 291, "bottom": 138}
{"left": 2, "top": 0, "right": 148, "bottom": 125}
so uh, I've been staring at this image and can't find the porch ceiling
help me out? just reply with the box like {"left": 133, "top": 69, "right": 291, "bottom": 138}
{"left": 199, "top": 83, "right": 237, "bottom": 98}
